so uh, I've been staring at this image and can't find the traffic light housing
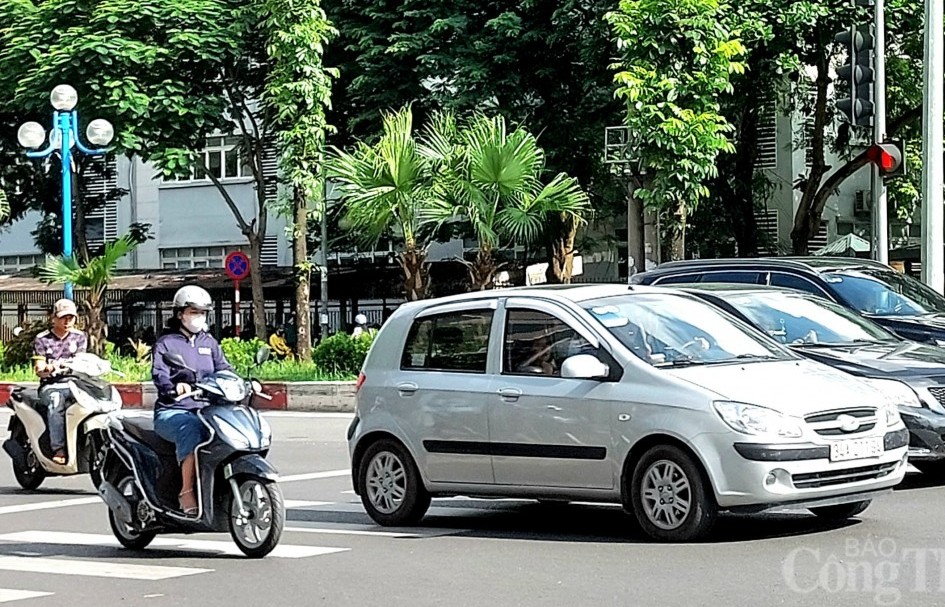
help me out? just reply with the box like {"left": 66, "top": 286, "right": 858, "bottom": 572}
{"left": 835, "top": 25, "right": 875, "bottom": 127}
{"left": 866, "top": 140, "right": 906, "bottom": 178}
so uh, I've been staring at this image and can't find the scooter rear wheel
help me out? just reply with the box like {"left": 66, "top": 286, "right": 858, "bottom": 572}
{"left": 13, "top": 443, "right": 46, "bottom": 491}
{"left": 109, "top": 475, "right": 156, "bottom": 550}
{"left": 228, "top": 478, "right": 284, "bottom": 558}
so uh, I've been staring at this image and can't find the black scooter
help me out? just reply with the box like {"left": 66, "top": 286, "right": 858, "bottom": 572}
{"left": 97, "top": 348, "right": 284, "bottom": 558}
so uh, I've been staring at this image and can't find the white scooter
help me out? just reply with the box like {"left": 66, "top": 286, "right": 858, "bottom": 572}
{"left": 3, "top": 353, "right": 123, "bottom": 490}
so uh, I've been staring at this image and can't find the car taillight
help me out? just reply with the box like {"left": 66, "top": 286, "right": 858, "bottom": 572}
{"left": 355, "top": 372, "right": 366, "bottom": 393}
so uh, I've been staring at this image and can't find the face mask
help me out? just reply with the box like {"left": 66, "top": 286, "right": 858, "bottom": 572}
{"left": 183, "top": 314, "right": 207, "bottom": 334}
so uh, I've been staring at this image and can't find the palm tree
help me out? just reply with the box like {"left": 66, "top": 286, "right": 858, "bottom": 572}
{"left": 425, "top": 114, "right": 590, "bottom": 290}
{"left": 327, "top": 106, "right": 437, "bottom": 301}
{"left": 38, "top": 235, "right": 138, "bottom": 355}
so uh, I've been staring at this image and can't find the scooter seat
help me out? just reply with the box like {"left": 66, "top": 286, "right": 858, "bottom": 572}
{"left": 121, "top": 417, "right": 178, "bottom": 457}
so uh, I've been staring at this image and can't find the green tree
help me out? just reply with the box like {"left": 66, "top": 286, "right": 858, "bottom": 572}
{"left": 37, "top": 234, "right": 139, "bottom": 355}
{"left": 425, "top": 113, "right": 590, "bottom": 290}
{"left": 0, "top": 189, "right": 8, "bottom": 223}
{"left": 606, "top": 0, "right": 747, "bottom": 261}
{"left": 327, "top": 106, "right": 437, "bottom": 301}
{"left": 262, "top": 0, "right": 337, "bottom": 360}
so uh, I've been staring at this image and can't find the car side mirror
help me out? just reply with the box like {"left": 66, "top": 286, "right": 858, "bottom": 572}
{"left": 560, "top": 354, "right": 609, "bottom": 380}
{"left": 255, "top": 345, "right": 271, "bottom": 366}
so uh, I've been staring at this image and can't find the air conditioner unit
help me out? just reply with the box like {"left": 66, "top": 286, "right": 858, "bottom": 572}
{"left": 854, "top": 190, "right": 872, "bottom": 216}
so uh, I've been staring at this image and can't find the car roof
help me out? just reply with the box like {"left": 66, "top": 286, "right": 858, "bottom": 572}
{"left": 668, "top": 283, "right": 807, "bottom": 296}
{"left": 649, "top": 256, "right": 890, "bottom": 274}
{"left": 395, "top": 283, "right": 682, "bottom": 313}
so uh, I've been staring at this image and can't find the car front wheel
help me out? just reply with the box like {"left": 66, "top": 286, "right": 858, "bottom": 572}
{"left": 358, "top": 439, "right": 430, "bottom": 526}
{"left": 630, "top": 445, "right": 717, "bottom": 542}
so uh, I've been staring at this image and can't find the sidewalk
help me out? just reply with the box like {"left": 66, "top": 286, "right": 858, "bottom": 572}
{"left": 0, "top": 381, "right": 357, "bottom": 413}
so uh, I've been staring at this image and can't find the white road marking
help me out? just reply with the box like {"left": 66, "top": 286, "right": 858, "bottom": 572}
{"left": 0, "top": 497, "right": 100, "bottom": 516}
{"left": 0, "top": 556, "right": 210, "bottom": 581}
{"left": 285, "top": 525, "right": 422, "bottom": 538}
{"left": 284, "top": 500, "right": 333, "bottom": 508}
{"left": 280, "top": 469, "right": 349, "bottom": 483}
{"left": 261, "top": 412, "right": 354, "bottom": 419}
{"left": 0, "top": 531, "right": 348, "bottom": 560}
{"left": 0, "top": 589, "right": 53, "bottom": 603}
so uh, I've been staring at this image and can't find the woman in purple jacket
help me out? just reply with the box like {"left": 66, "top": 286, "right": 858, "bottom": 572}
{"left": 152, "top": 285, "right": 232, "bottom": 515}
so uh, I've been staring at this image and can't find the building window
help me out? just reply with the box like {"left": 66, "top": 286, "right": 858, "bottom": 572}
{"left": 0, "top": 254, "right": 42, "bottom": 273}
{"left": 160, "top": 246, "right": 243, "bottom": 269}
{"left": 166, "top": 136, "right": 252, "bottom": 182}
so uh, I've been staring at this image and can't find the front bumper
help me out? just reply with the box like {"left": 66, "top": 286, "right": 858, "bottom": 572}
{"left": 901, "top": 408, "right": 945, "bottom": 461}
{"left": 696, "top": 429, "right": 909, "bottom": 509}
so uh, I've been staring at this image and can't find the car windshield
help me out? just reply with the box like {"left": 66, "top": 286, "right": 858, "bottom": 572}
{"left": 582, "top": 293, "right": 793, "bottom": 367}
{"left": 824, "top": 269, "right": 945, "bottom": 316}
{"left": 725, "top": 292, "right": 899, "bottom": 346}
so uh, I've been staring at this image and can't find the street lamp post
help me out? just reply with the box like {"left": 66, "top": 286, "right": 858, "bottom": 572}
{"left": 16, "top": 84, "right": 114, "bottom": 299}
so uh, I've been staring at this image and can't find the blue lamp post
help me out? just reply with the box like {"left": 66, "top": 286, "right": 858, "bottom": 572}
{"left": 17, "top": 84, "right": 114, "bottom": 300}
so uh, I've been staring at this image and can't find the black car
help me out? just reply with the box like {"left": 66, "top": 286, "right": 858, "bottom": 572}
{"left": 631, "top": 257, "right": 945, "bottom": 345}
{"left": 673, "top": 283, "right": 945, "bottom": 475}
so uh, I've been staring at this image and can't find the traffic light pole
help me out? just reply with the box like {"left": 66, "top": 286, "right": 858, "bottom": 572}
{"left": 871, "top": 0, "right": 889, "bottom": 265}
{"left": 920, "top": 0, "right": 944, "bottom": 291}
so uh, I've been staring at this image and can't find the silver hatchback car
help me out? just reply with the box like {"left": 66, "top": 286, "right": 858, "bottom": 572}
{"left": 347, "top": 285, "right": 909, "bottom": 541}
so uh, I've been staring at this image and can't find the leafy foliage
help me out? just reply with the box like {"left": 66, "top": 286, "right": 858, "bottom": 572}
{"left": 1, "top": 321, "right": 45, "bottom": 367}
{"left": 606, "top": 0, "right": 746, "bottom": 258}
{"left": 312, "top": 332, "right": 374, "bottom": 375}
{"left": 220, "top": 337, "right": 270, "bottom": 373}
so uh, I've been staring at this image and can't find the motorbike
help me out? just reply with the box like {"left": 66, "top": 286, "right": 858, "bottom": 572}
{"left": 2, "top": 352, "right": 123, "bottom": 490}
{"left": 96, "top": 347, "right": 285, "bottom": 558}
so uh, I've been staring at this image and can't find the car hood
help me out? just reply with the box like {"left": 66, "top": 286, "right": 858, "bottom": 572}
{"left": 871, "top": 314, "right": 945, "bottom": 339}
{"left": 664, "top": 359, "right": 887, "bottom": 417}
{"left": 794, "top": 341, "right": 945, "bottom": 381}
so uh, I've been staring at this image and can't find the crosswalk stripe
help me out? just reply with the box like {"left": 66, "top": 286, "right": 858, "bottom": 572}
{"left": 280, "top": 469, "right": 350, "bottom": 483}
{"left": 0, "top": 589, "right": 53, "bottom": 603}
{"left": 0, "top": 498, "right": 100, "bottom": 517}
{"left": 284, "top": 500, "right": 333, "bottom": 508}
{"left": 0, "top": 531, "right": 348, "bottom": 560}
{"left": 0, "top": 556, "right": 210, "bottom": 581}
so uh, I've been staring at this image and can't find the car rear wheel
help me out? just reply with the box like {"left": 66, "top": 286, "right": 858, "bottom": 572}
{"left": 358, "top": 439, "right": 430, "bottom": 526}
{"left": 630, "top": 445, "right": 717, "bottom": 542}
{"left": 809, "top": 500, "right": 871, "bottom": 520}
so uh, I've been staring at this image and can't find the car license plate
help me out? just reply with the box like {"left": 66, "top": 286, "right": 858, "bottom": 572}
{"left": 829, "top": 437, "right": 884, "bottom": 462}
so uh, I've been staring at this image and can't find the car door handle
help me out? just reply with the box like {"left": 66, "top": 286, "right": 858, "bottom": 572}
{"left": 497, "top": 388, "right": 522, "bottom": 401}
{"left": 397, "top": 382, "right": 418, "bottom": 395}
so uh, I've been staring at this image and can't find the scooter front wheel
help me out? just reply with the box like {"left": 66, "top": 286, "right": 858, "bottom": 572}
{"left": 228, "top": 478, "right": 284, "bottom": 558}
{"left": 109, "top": 475, "right": 156, "bottom": 550}
{"left": 13, "top": 443, "right": 46, "bottom": 491}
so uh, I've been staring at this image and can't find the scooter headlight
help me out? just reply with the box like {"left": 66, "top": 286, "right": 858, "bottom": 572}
{"left": 259, "top": 414, "right": 272, "bottom": 448}
{"left": 214, "top": 417, "right": 251, "bottom": 449}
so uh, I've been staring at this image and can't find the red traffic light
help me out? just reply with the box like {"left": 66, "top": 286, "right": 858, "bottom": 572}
{"left": 866, "top": 142, "right": 905, "bottom": 177}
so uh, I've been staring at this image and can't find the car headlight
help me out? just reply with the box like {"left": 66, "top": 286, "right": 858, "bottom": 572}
{"left": 860, "top": 378, "right": 923, "bottom": 408}
{"left": 214, "top": 417, "right": 251, "bottom": 449}
{"left": 713, "top": 401, "right": 803, "bottom": 439}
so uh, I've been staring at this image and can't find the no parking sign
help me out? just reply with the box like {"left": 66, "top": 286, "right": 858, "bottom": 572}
{"left": 225, "top": 251, "right": 250, "bottom": 335}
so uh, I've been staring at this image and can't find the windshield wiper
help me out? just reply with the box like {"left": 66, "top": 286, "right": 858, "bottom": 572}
{"left": 653, "top": 358, "right": 707, "bottom": 368}
{"left": 731, "top": 353, "right": 780, "bottom": 360}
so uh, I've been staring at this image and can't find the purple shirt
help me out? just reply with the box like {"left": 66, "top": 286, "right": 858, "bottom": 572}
{"left": 152, "top": 331, "right": 232, "bottom": 411}
{"left": 33, "top": 329, "right": 88, "bottom": 364}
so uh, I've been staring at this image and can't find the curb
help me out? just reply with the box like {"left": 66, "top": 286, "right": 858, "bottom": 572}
{"left": 0, "top": 381, "right": 356, "bottom": 413}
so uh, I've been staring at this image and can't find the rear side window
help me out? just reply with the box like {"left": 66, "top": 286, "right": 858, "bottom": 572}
{"left": 401, "top": 310, "right": 493, "bottom": 373}
{"left": 652, "top": 273, "right": 702, "bottom": 285}
{"left": 769, "top": 272, "right": 829, "bottom": 297}
{"left": 699, "top": 271, "right": 763, "bottom": 285}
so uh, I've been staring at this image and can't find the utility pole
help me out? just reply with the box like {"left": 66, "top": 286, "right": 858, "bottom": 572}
{"left": 871, "top": 0, "right": 888, "bottom": 265}
{"left": 921, "top": 0, "right": 944, "bottom": 290}
{"left": 319, "top": 178, "right": 331, "bottom": 338}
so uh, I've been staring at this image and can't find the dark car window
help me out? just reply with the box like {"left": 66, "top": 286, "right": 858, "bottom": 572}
{"left": 698, "top": 271, "right": 763, "bottom": 285}
{"left": 652, "top": 273, "right": 703, "bottom": 285}
{"left": 502, "top": 309, "right": 594, "bottom": 377}
{"left": 824, "top": 269, "right": 945, "bottom": 316}
{"left": 769, "top": 272, "right": 831, "bottom": 297}
{"left": 401, "top": 310, "right": 493, "bottom": 373}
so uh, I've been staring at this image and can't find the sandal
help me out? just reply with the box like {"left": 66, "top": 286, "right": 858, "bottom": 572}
{"left": 179, "top": 489, "right": 198, "bottom": 516}
{"left": 52, "top": 451, "right": 66, "bottom": 465}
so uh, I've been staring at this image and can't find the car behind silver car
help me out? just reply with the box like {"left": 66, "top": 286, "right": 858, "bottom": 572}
{"left": 347, "top": 284, "right": 909, "bottom": 541}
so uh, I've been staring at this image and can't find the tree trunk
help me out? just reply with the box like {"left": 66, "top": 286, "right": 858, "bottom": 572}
{"left": 791, "top": 36, "right": 830, "bottom": 255}
{"left": 546, "top": 213, "right": 578, "bottom": 284}
{"left": 247, "top": 233, "right": 267, "bottom": 341}
{"left": 466, "top": 249, "right": 497, "bottom": 291}
{"left": 399, "top": 247, "right": 429, "bottom": 301}
{"left": 83, "top": 295, "right": 107, "bottom": 356}
{"left": 668, "top": 204, "right": 687, "bottom": 261}
{"left": 293, "top": 190, "right": 312, "bottom": 361}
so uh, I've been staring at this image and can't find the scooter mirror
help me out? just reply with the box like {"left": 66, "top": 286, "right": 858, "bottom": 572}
{"left": 162, "top": 352, "right": 194, "bottom": 372}
{"left": 255, "top": 345, "right": 271, "bottom": 366}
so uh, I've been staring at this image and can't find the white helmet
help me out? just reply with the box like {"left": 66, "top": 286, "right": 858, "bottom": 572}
{"left": 173, "top": 285, "right": 212, "bottom": 311}
{"left": 355, "top": 313, "right": 367, "bottom": 325}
